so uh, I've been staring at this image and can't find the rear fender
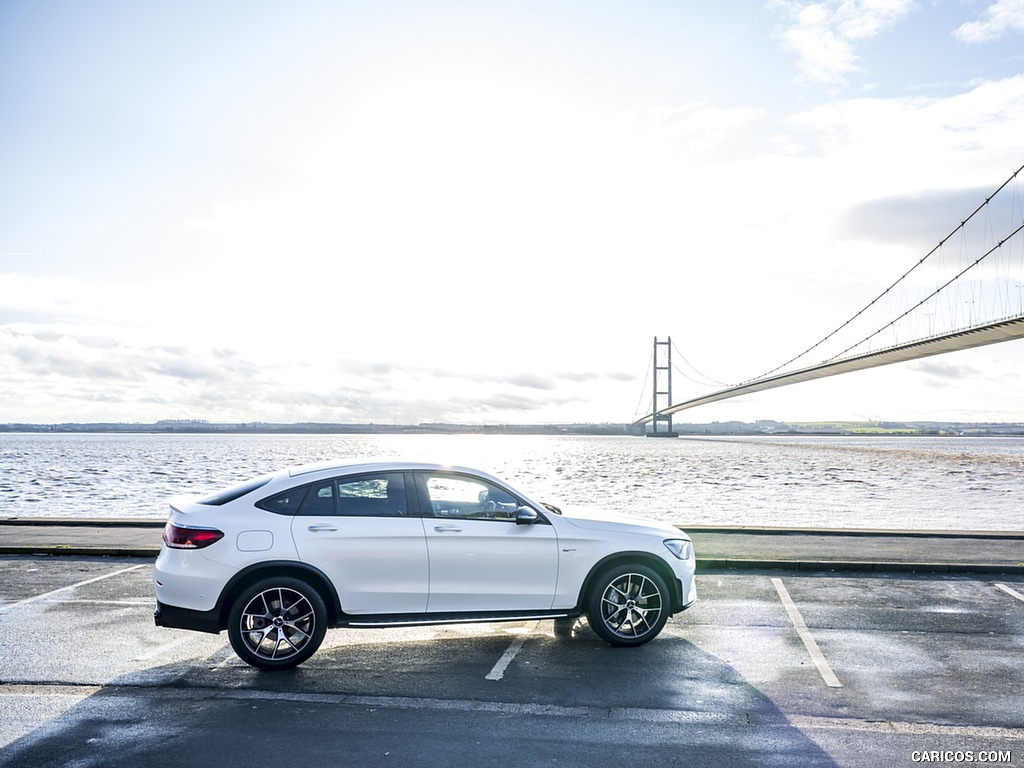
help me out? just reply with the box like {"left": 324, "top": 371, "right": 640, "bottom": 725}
{"left": 215, "top": 560, "right": 343, "bottom": 629}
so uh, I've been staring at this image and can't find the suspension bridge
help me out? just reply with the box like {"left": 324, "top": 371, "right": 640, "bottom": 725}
{"left": 634, "top": 162, "right": 1024, "bottom": 432}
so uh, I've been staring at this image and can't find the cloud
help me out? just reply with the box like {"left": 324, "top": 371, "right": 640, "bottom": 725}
{"left": 912, "top": 359, "right": 981, "bottom": 387}
{"left": 0, "top": 325, "right": 260, "bottom": 404}
{"left": 465, "top": 392, "right": 572, "bottom": 415}
{"left": 954, "top": 0, "right": 1024, "bottom": 43}
{"left": 781, "top": 75, "right": 1024, "bottom": 179}
{"left": 6, "top": 329, "right": 136, "bottom": 382}
{"left": 331, "top": 359, "right": 634, "bottom": 394}
{"left": 644, "top": 104, "right": 763, "bottom": 153}
{"left": 769, "top": 0, "right": 916, "bottom": 84}
{"left": 506, "top": 373, "right": 556, "bottom": 390}
{"left": 0, "top": 322, "right": 638, "bottom": 424}
{"left": 838, "top": 187, "right": 993, "bottom": 246}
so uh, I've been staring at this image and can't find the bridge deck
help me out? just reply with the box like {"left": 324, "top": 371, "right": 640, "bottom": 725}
{"left": 635, "top": 314, "right": 1024, "bottom": 424}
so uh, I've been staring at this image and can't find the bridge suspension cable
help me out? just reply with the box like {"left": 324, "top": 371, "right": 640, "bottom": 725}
{"left": 824, "top": 218, "right": 1024, "bottom": 364}
{"left": 631, "top": 345, "right": 654, "bottom": 423}
{"left": 749, "top": 161, "right": 1024, "bottom": 382}
{"left": 669, "top": 338, "right": 732, "bottom": 388}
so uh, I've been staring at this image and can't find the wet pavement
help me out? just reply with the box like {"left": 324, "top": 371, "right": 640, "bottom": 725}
{"left": 0, "top": 555, "right": 1022, "bottom": 767}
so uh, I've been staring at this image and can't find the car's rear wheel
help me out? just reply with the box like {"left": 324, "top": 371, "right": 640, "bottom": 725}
{"left": 228, "top": 577, "right": 327, "bottom": 670}
{"left": 585, "top": 564, "right": 669, "bottom": 647}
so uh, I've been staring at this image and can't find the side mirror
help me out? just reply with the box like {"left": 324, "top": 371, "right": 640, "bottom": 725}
{"left": 516, "top": 506, "right": 539, "bottom": 525}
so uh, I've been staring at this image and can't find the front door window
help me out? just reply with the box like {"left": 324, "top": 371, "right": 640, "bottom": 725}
{"left": 426, "top": 475, "right": 519, "bottom": 521}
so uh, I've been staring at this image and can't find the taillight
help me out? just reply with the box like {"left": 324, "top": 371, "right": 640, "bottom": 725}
{"left": 162, "top": 522, "right": 224, "bottom": 549}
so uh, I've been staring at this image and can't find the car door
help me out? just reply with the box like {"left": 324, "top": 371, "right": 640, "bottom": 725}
{"left": 288, "top": 471, "right": 429, "bottom": 615}
{"left": 416, "top": 471, "right": 559, "bottom": 613}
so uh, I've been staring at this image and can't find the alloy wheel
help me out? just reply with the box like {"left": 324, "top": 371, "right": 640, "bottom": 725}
{"left": 237, "top": 586, "right": 317, "bottom": 662}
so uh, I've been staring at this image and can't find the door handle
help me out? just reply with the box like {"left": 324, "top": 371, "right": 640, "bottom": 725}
{"left": 433, "top": 524, "right": 463, "bottom": 533}
{"left": 307, "top": 525, "right": 338, "bottom": 532}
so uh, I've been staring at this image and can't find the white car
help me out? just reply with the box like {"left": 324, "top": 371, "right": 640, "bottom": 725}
{"left": 153, "top": 461, "right": 697, "bottom": 670}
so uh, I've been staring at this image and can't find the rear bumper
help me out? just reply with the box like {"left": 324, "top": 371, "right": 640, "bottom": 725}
{"left": 153, "top": 601, "right": 222, "bottom": 634}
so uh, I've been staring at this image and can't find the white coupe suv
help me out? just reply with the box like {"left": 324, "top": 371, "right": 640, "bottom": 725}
{"left": 154, "top": 461, "right": 697, "bottom": 670}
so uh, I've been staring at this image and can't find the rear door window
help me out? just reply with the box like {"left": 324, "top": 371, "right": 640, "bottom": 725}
{"left": 336, "top": 473, "right": 409, "bottom": 516}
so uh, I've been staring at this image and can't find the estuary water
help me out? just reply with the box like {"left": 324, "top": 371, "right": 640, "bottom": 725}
{"left": 1, "top": 432, "right": 1023, "bottom": 531}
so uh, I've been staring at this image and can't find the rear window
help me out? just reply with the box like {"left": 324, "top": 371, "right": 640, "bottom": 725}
{"left": 256, "top": 484, "right": 311, "bottom": 515}
{"left": 199, "top": 475, "right": 273, "bottom": 506}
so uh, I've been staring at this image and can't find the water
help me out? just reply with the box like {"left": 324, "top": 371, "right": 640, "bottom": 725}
{"left": 1, "top": 433, "right": 1022, "bottom": 531}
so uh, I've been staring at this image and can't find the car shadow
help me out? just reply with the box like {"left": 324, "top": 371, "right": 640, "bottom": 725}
{"left": 1, "top": 621, "right": 840, "bottom": 767}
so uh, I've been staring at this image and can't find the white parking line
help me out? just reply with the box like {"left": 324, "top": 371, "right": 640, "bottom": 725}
{"left": 995, "top": 583, "right": 1024, "bottom": 603}
{"left": 0, "top": 564, "right": 147, "bottom": 614}
{"left": 485, "top": 621, "right": 539, "bottom": 681}
{"left": 771, "top": 578, "right": 842, "bottom": 688}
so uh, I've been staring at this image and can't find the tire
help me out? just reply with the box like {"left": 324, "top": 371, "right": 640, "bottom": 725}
{"left": 585, "top": 564, "right": 669, "bottom": 647}
{"left": 228, "top": 577, "right": 328, "bottom": 670}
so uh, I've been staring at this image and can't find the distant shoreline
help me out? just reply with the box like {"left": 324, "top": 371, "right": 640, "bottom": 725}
{"left": 3, "top": 420, "right": 1024, "bottom": 437}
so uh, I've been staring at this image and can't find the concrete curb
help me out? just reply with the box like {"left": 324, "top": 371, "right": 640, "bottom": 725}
{"left": 683, "top": 525, "right": 1024, "bottom": 540}
{"left": 0, "top": 518, "right": 166, "bottom": 527}
{"left": 3, "top": 519, "right": 1024, "bottom": 574}
{"left": 696, "top": 558, "right": 1024, "bottom": 575}
{"left": 0, "top": 545, "right": 161, "bottom": 557}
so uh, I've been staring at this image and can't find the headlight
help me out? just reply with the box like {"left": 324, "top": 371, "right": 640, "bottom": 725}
{"left": 663, "top": 538, "right": 693, "bottom": 560}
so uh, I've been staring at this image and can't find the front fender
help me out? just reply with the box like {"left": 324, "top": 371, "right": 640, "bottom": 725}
{"left": 575, "top": 552, "right": 685, "bottom": 615}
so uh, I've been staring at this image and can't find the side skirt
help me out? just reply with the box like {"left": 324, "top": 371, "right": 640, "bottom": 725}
{"left": 337, "top": 610, "right": 578, "bottom": 629}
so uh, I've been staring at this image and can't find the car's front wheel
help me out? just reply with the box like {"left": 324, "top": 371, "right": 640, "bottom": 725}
{"left": 228, "top": 577, "right": 327, "bottom": 670}
{"left": 585, "top": 564, "right": 669, "bottom": 647}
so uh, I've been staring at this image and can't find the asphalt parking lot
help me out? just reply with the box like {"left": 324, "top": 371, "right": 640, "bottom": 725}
{"left": 0, "top": 556, "right": 1022, "bottom": 767}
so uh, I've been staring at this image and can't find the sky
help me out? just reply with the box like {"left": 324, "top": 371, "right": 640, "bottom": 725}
{"left": 2, "top": 0, "right": 1024, "bottom": 426}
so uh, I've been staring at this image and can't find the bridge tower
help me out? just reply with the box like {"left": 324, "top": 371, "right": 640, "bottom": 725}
{"left": 648, "top": 337, "right": 677, "bottom": 437}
